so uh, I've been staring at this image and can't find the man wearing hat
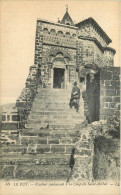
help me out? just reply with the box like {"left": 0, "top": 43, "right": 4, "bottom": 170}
{"left": 69, "top": 81, "right": 80, "bottom": 112}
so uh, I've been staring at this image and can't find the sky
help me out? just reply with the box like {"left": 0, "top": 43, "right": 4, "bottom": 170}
{"left": 0, "top": 0, "right": 120, "bottom": 105}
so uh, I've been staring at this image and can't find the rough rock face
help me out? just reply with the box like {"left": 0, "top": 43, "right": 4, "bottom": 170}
{"left": 71, "top": 120, "right": 120, "bottom": 183}
{"left": 93, "top": 137, "right": 119, "bottom": 181}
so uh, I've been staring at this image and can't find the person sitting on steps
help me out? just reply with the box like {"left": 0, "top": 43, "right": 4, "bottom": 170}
{"left": 69, "top": 81, "right": 80, "bottom": 112}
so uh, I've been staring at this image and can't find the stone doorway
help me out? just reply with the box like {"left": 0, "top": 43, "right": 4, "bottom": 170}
{"left": 53, "top": 68, "right": 65, "bottom": 89}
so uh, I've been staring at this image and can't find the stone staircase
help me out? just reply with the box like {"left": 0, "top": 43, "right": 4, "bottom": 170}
{"left": 1, "top": 87, "right": 88, "bottom": 180}
{"left": 26, "top": 87, "right": 86, "bottom": 129}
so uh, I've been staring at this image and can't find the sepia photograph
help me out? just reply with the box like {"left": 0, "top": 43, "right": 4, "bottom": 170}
{"left": 0, "top": 0, "right": 120, "bottom": 194}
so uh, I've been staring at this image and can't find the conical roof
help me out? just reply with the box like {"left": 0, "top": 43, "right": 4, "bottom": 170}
{"left": 61, "top": 9, "right": 74, "bottom": 26}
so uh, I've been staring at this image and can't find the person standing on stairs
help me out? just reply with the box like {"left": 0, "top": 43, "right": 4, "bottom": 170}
{"left": 69, "top": 81, "right": 80, "bottom": 112}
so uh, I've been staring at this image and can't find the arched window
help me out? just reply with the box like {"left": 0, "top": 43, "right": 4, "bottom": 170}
{"left": 57, "top": 31, "right": 63, "bottom": 37}
{"left": 43, "top": 28, "right": 49, "bottom": 33}
{"left": 66, "top": 22, "right": 70, "bottom": 25}
{"left": 64, "top": 56, "right": 70, "bottom": 63}
{"left": 72, "top": 33, "right": 77, "bottom": 38}
{"left": 50, "top": 29, "right": 56, "bottom": 35}
{"left": 56, "top": 52, "right": 63, "bottom": 57}
{"left": 65, "top": 32, "right": 70, "bottom": 37}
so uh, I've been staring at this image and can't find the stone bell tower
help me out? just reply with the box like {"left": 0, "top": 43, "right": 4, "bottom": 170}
{"left": 34, "top": 9, "right": 79, "bottom": 90}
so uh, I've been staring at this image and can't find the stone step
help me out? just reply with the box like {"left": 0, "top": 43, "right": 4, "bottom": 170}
{"left": 27, "top": 121, "right": 84, "bottom": 127}
{"left": 35, "top": 111, "right": 83, "bottom": 116}
{"left": 38, "top": 95, "right": 69, "bottom": 99}
{"left": 28, "top": 115, "right": 83, "bottom": 120}
{"left": 25, "top": 118, "right": 86, "bottom": 129}
{"left": 29, "top": 144, "right": 74, "bottom": 154}
{"left": 28, "top": 114, "right": 80, "bottom": 119}
{"left": 32, "top": 103, "right": 70, "bottom": 108}
{"left": 26, "top": 122, "right": 84, "bottom": 129}
{"left": 2, "top": 144, "right": 75, "bottom": 155}
{"left": 33, "top": 100, "right": 69, "bottom": 104}
{"left": 36, "top": 96, "right": 69, "bottom": 99}
{"left": 32, "top": 103, "right": 70, "bottom": 107}
{"left": 29, "top": 112, "right": 83, "bottom": 117}
{"left": 1, "top": 164, "right": 70, "bottom": 180}
{"left": 37, "top": 88, "right": 71, "bottom": 91}
{"left": 28, "top": 112, "right": 84, "bottom": 118}
{"left": 2, "top": 145, "right": 27, "bottom": 154}
{"left": 0, "top": 153, "right": 70, "bottom": 166}
{"left": 37, "top": 88, "right": 71, "bottom": 94}
{"left": 28, "top": 114, "right": 84, "bottom": 119}
{"left": 35, "top": 93, "right": 70, "bottom": 97}
{"left": 31, "top": 107, "right": 71, "bottom": 111}
{"left": 27, "top": 119, "right": 82, "bottom": 125}
{"left": 36, "top": 90, "right": 70, "bottom": 94}
{"left": 19, "top": 136, "right": 79, "bottom": 145}
{"left": 20, "top": 129, "right": 51, "bottom": 137}
{"left": 49, "top": 124, "right": 77, "bottom": 130}
{"left": 31, "top": 107, "right": 83, "bottom": 113}
{"left": 35, "top": 99, "right": 70, "bottom": 103}
{"left": 28, "top": 115, "right": 83, "bottom": 119}
{"left": 29, "top": 110, "right": 81, "bottom": 115}
{"left": 19, "top": 128, "right": 82, "bottom": 137}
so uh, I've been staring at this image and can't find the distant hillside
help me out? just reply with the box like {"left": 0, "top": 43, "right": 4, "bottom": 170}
{"left": 0, "top": 103, "right": 16, "bottom": 112}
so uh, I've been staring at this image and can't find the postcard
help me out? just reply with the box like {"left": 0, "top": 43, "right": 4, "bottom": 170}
{"left": 0, "top": 1, "right": 120, "bottom": 195}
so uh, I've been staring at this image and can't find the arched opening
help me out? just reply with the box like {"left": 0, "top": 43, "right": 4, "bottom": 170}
{"left": 56, "top": 52, "right": 63, "bottom": 57}
{"left": 66, "top": 22, "right": 70, "bottom": 25}
{"left": 50, "top": 29, "right": 56, "bottom": 35}
{"left": 43, "top": 28, "right": 49, "bottom": 33}
{"left": 65, "top": 32, "right": 70, "bottom": 37}
{"left": 57, "top": 31, "right": 63, "bottom": 37}
{"left": 53, "top": 60, "right": 66, "bottom": 89}
{"left": 53, "top": 68, "right": 65, "bottom": 89}
{"left": 72, "top": 33, "right": 76, "bottom": 38}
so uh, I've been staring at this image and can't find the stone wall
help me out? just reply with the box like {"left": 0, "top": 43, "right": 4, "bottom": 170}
{"left": 100, "top": 67, "right": 120, "bottom": 121}
{"left": 103, "top": 48, "right": 115, "bottom": 67}
{"left": 72, "top": 120, "right": 120, "bottom": 182}
{"left": 77, "top": 38, "right": 115, "bottom": 69}
{"left": 76, "top": 40, "right": 83, "bottom": 70}
{"left": 82, "top": 40, "right": 95, "bottom": 66}
{"left": 16, "top": 65, "right": 42, "bottom": 126}
{"left": 77, "top": 24, "right": 108, "bottom": 47}
{"left": 34, "top": 22, "right": 43, "bottom": 66}
{"left": 93, "top": 136, "right": 120, "bottom": 181}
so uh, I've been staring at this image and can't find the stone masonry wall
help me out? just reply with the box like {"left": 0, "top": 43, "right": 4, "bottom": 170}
{"left": 93, "top": 136, "right": 120, "bottom": 181}
{"left": 103, "top": 50, "right": 115, "bottom": 67}
{"left": 77, "top": 24, "right": 108, "bottom": 47}
{"left": 100, "top": 67, "right": 120, "bottom": 121}
{"left": 34, "top": 22, "right": 43, "bottom": 66}
{"left": 72, "top": 120, "right": 120, "bottom": 182}
{"left": 35, "top": 20, "right": 78, "bottom": 86}
{"left": 77, "top": 39, "right": 105, "bottom": 69}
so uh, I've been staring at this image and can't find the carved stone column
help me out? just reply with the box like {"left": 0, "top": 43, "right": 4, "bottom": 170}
{"left": 47, "top": 62, "right": 53, "bottom": 88}
{"left": 66, "top": 65, "right": 73, "bottom": 90}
